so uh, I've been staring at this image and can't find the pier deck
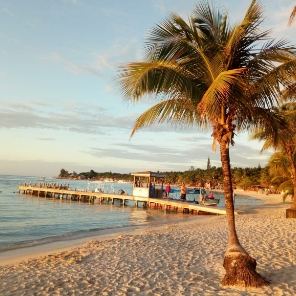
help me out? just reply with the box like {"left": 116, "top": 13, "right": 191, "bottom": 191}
{"left": 18, "top": 185, "right": 239, "bottom": 215}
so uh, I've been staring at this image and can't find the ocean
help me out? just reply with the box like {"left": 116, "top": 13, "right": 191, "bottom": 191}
{"left": 0, "top": 175, "right": 262, "bottom": 254}
{"left": 0, "top": 175, "right": 201, "bottom": 253}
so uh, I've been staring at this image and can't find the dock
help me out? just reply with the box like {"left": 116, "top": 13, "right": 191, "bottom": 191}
{"left": 18, "top": 184, "right": 238, "bottom": 215}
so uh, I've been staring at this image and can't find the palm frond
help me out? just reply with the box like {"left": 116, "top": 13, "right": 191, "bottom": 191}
{"left": 130, "top": 99, "right": 209, "bottom": 137}
{"left": 288, "top": 6, "right": 296, "bottom": 26}
{"left": 192, "top": 0, "right": 228, "bottom": 42}
{"left": 118, "top": 61, "right": 203, "bottom": 102}
{"left": 199, "top": 68, "right": 248, "bottom": 119}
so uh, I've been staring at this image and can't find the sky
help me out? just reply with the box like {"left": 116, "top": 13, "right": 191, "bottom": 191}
{"left": 0, "top": 0, "right": 295, "bottom": 177}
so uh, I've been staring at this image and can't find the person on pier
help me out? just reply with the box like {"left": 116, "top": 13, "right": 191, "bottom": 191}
{"left": 180, "top": 182, "right": 186, "bottom": 202}
{"left": 200, "top": 187, "right": 206, "bottom": 204}
{"left": 165, "top": 182, "right": 171, "bottom": 199}
{"left": 150, "top": 183, "right": 155, "bottom": 198}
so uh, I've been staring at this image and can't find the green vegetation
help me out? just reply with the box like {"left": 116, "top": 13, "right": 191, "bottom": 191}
{"left": 58, "top": 168, "right": 131, "bottom": 181}
{"left": 250, "top": 102, "right": 296, "bottom": 207}
{"left": 58, "top": 164, "right": 284, "bottom": 194}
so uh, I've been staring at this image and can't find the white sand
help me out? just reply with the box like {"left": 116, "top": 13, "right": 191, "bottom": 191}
{"left": 0, "top": 191, "right": 295, "bottom": 295}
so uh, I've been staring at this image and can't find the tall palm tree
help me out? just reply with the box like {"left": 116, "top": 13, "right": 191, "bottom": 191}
{"left": 118, "top": 0, "right": 296, "bottom": 287}
{"left": 250, "top": 102, "right": 296, "bottom": 208}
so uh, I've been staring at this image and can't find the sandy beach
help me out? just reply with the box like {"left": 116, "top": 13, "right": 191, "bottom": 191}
{"left": 0, "top": 191, "right": 295, "bottom": 295}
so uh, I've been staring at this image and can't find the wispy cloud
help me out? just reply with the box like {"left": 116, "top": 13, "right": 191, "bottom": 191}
{"left": 1, "top": 7, "right": 15, "bottom": 16}
{"left": 61, "top": 0, "right": 79, "bottom": 4}
{"left": 0, "top": 100, "right": 136, "bottom": 133}
{"left": 45, "top": 36, "right": 139, "bottom": 78}
{"left": 86, "top": 137, "right": 269, "bottom": 169}
{"left": 36, "top": 138, "right": 57, "bottom": 141}
{"left": 46, "top": 53, "right": 101, "bottom": 77}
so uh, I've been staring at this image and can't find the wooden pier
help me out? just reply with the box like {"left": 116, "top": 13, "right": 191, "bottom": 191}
{"left": 18, "top": 185, "right": 238, "bottom": 215}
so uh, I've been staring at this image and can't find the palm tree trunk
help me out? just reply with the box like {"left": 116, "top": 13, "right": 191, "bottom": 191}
{"left": 291, "top": 167, "right": 296, "bottom": 210}
{"left": 220, "top": 140, "right": 240, "bottom": 246}
{"left": 290, "top": 160, "right": 296, "bottom": 209}
{"left": 219, "top": 139, "right": 268, "bottom": 287}
{"left": 286, "top": 150, "right": 296, "bottom": 210}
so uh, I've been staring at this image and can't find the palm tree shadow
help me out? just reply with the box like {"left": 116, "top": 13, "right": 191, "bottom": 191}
{"left": 237, "top": 202, "right": 291, "bottom": 215}
{"left": 262, "top": 264, "right": 296, "bottom": 289}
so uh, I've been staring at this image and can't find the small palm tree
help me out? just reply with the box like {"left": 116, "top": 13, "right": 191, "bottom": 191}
{"left": 268, "top": 151, "right": 294, "bottom": 200}
{"left": 251, "top": 102, "right": 296, "bottom": 208}
{"left": 118, "top": 0, "right": 296, "bottom": 287}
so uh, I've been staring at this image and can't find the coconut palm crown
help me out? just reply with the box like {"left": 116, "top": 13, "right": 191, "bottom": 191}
{"left": 118, "top": 0, "right": 296, "bottom": 287}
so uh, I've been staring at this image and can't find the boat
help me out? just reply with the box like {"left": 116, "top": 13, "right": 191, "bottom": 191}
{"left": 170, "top": 188, "right": 200, "bottom": 194}
{"left": 104, "top": 178, "right": 116, "bottom": 183}
{"left": 40, "top": 176, "right": 45, "bottom": 181}
{"left": 186, "top": 188, "right": 200, "bottom": 194}
{"left": 204, "top": 197, "right": 220, "bottom": 206}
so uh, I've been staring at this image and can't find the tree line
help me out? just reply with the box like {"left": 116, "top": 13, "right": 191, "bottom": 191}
{"left": 58, "top": 162, "right": 281, "bottom": 193}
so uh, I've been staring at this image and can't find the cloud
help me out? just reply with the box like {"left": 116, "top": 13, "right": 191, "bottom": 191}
{"left": 44, "top": 36, "right": 140, "bottom": 79}
{"left": 61, "top": 0, "right": 78, "bottom": 4}
{"left": 0, "top": 100, "right": 136, "bottom": 133}
{"left": 1, "top": 8, "right": 15, "bottom": 16}
{"left": 0, "top": 99, "right": 207, "bottom": 136}
{"left": 45, "top": 53, "right": 101, "bottom": 77}
{"left": 177, "top": 135, "right": 212, "bottom": 143}
{"left": 86, "top": 136, "right": 269, "bottom": 170}
{"left": 0, "top": 98, "right": 271, "bottom": 171}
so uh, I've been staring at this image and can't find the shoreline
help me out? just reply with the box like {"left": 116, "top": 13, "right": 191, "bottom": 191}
{"left": 0, "top": 190, "right": 279, "bottom": 267}
{"left": 1, "top": 190, "right": 295, "bottom": 295}
{"left": 0, "top": 215, "right": 214, "bottom": 267}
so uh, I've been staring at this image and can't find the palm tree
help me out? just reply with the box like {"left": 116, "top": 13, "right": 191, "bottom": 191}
{"left": 250, "top": 102, "right": 296, "bottom": 208}
{"left": 268, "top": 151, "right": 294, "bottom": 200}
{"left": 118, "top": 0, "right": 296, "bottom": 287}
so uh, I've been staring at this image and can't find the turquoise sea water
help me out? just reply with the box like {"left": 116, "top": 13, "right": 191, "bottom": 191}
{"left": 0, "top": 175, "right": 201, "bottom": 252}
{"left": 0, "top": 175, "right": 263, "bottom": 253}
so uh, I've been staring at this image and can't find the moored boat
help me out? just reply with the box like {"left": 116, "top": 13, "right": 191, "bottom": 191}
{"left": 204, "top": 197, "right": 220, "bottom": 206}
{"left": 117, "top": 180, "right": 131, "bottom": 183}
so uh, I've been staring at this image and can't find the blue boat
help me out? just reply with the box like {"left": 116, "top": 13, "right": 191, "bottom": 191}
{"left": 170, "top": 188, "right": 200, "bottom": 194}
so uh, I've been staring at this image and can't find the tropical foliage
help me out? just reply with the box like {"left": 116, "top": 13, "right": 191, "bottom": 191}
{"left": 250, "top": 102, "right": 296, "bottom": 208}
{"left": 118, "top": 0, "right": 296, "bottom": 287}
{"left": 57, "top": 165, "right": 276, "bottom": 192}
{"left": 268, "top": 152, "right": 294, "bottom": 200}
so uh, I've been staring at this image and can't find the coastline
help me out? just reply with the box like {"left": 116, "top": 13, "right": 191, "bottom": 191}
{"left": 0, "top": 216, "right": 213, "bottom": 267}
{"left": 0, "top": 191, "right": 295, "bottom": 295}
{"left": 0, "top": 189, "right": 257, "bottom": 266}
